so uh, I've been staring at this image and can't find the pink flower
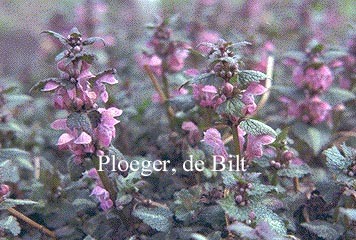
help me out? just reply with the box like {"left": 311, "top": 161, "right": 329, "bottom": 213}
{"left": 246, "top": 134, "right": 275, "bottom": 161}
{"left": 184, "top": 68, "right": 200, "bottom": 77}
{"left": 279, "top": 96, "right": 301, "bottom": 118}
{"left": 293, "top": 65, "right": 333, "bottom": 92}
{"left": 136, "top": 53, "right": 162, "bottom": 76}
{"left": 301, "top": 96, "right": 331, "bottom": 124}
{"left": 94, "top": 107, "right": 122, "bottom": 148}
{"left": 182, "top": 121, "right": 200, "bottom": 145}
{"left": 203, "top": 128, "right": 228, "bottom": 160}
{"left": 193, "top": 84, "right": 224, "bottom": 108}
{"left": 241, "top": 82, "right": 267, "bottom": 115}
{"left": 167, "top": 49, "right": 189, "bottom": 73}
{"left": 197, "top": 31, "right": 220, "bottom": 53}
{"left": 93, "top": 71, "right": 119, "bottom": 103}
{"left": 90, "top": 186, "right": 113, "bottom": 211}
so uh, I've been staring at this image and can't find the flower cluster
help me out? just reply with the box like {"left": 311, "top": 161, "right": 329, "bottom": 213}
{"left": 190, "top": 40, "right": 275, "bottom": 162}
{"left": 87, "top": 168, "right": 113, "bottom": 211}
{"left": 137, "top": 20, "right": 190, "bottom": 76}
{"left": 36, "top": 28, "right": 122, "bottom": 210}
{"left": 233, "top": 181, "right": 253, "bottom": 206}
{"left": 282, "top": 42, "right": 334, "bottom": 124}
{"left": 337, "top": 35, "right": 356, "bottom": 90}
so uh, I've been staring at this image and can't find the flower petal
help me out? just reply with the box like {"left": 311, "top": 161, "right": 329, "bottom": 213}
{"left": 57, "top": 133, "right": 75, "bottom": 146}
{"left": 50, "top": 119, "right": 67, "bottom": 130}
{"left": 42, "top": 81, "right": 60, "bottom": 91}
{"left": 74, "top": 132, "right": 92, "bottom": 145}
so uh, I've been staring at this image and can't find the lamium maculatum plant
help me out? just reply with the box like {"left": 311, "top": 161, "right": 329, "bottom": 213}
{"left": 31, "top": 28, "right": 122, "bottom": 211}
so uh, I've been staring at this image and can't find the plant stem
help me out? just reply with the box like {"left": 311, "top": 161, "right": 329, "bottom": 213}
{"left": 143, "top": 65, "right": 175, "bottom": 128}
{"left": 293, "top": 177, "right": 300, "bottom": 192}
{"left": 92, "top": 155, "right": 131, "bottom": 226}
{"left": 7, "top": 207, "right": 56, "bottom": 239}
{"left": 231, "top": 124, "right": 241, "bottom": 157}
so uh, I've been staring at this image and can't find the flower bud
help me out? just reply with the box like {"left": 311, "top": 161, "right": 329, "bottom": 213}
{"left": 282, "top": 150, "right": 294, "bottom": 161}
{"left": 235, "top": 195, "right": 243, "bottom": 203}
{"left": 0, "top": 184, "right": 10, "bottom": 196}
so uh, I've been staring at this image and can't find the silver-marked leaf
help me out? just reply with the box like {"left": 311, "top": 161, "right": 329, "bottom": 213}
{"left": 238, "top": 70, "right": 267, "bottom": 86}
{"left": 0, "top": 216, "right": 21, "bottom": 236}
{"left": 133, "top": 205, "right": 173, "bottom": 232}
{"left": 239, "top": 119, "right": 276, "bottom": 137}
{"left": 41, "top": 30, "right": 67, "bottom": 45}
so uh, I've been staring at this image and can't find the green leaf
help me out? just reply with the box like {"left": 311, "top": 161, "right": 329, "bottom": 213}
{"left": 0, "top": 148, "right": 32, "bottom": 170}
{"left": 67, "top": 112, "right": 93, "bottom": 134}
{"left": 5, "top": 94, "right": 32, "bottom": 109}
{"left": 0, "top": 199, "right": 38, "bottom": 210}
{"left": 277, "top": 162, "right": 311, "bottom": 178}
{"left": 190, "top": 233, "right": 208, "bottom": 240}
{"left": 218, "top": 195, "right": 250, "bottom": 222}
{"left": 41, "top": 30, "right": 67, "bottom": 45}
{"left": 321, "top": 87, "right": 355, "bottom": 106}
{"left": 174, "top": 187, "right": 202, "bottom": 222}
{"left": 216, "top": 97, "right": 244, "bottom": 116}
{"left": 0, "top": 160, "right": 19, "bottom": 183}
{"left": 339, "top": 207, "right": 356, "bottom": 221}
{"left": 301, "top": 220, "right": 344, "bottom": 240}
{"left": 0, "top": 216, "right": 21, "bottom": 236}
{"left": 323, "top": 146, "right": 349, "bottom": 172}
{"left": 239, "top": 119, "right": 277, "bottom": 137}
{"left": 227, "top": 222, "right": 254, "bottom": 239}
{"left": 238, "top": 70, "right": 267, "bottom": 86}
{"left": 29, "top": 78, "right": 61, "bottom": 94}
{"left": 133, "top": 205, "right": 173, "bottom": 232}
{"left": 1, "top": 86, "right": 17, "bottom": 94}
{"left": 72, "top": 198, "right": 97, "bottom": 211}
{"left": 191, "top": 73, "right": 223, "bottom": 87}
{"left": 55, "top": 50, "right": 66, "bottom": 61}
{"left": 271, "top": 85, "right": 305, "bottom": 101}
{"left": 169, "top": 95, "right": 195, "bottom": 112}
{"left": 83, "top": 37, "right": 106, "bottom": 46}
{"left": 292, "top": 122, "right": 331, "bottom": 155}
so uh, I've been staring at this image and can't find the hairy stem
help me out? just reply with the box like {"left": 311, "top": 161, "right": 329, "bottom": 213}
{"left": 143, "top": 65, "right": 175, "bottom": 128}
{"left": 7, "top": 207, "right": 56, "bottom": 239}
{"left": 293, "top": 177, "right": 300, "bottom": 192}
{"left": 231, "top": 124, "right": 241, "bottom": 157}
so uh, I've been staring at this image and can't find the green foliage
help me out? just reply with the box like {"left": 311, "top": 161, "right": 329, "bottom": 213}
{"left": 300, "top": 220, "right": 344, "bottom": 240}
{"left": 323, "top": 145, "right": 352, "bottom": 172}
{"left": 174, "top": 187, "right": 202, "bottom": 223}
{"left": 239, "top": 119, "right": 277, "bottom": 137}
{"left": 169, "top": 95, "right": 195, "bottom": 112}
{"left": 0, "top": 148, "right": 32, "bottom": 170}
{"left": 191, "top": 73, "right": 224, "bottom": 87}
{"left": 41, "top": 30, "right": 68, "bottom": 45}
{"left": 67, "top": 112, "right": 93, "bottom": 134}
{"left": 0, "top": 160, "right": 19, "bottom": 182}
{"left": 277, "top": 162, "right": 311, "bottom": 178}
{"left": 0, "top": 216, "right": 21, "bottom": 236}
{"left": 218, "top": 195, "right": 286, "bottom": 235}
{"left": 83, "top": 37, "right": 106, "bottom": 46}
{"left": 216, "top": 97, "right": 244, "bottom": 116}
{"left": 321, "top": 87, "right": 355, "bottom": 106}
{"left": 293, "top": 122, "right": 331, "bottom": 155}
{"left": 339, "top": 207, "right": 356, "bottom": 221}
{"left": 237, "top": 70, "right": 267, "bottom": 86}
{"left": 133, "top": 205, "right": 173, "bottom": 232}
{"left": 0, "top": 199, "right": 38, "bottom": 210}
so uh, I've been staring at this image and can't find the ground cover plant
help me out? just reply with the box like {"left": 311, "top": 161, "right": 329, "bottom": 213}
{"left": 0, "top": 0, "right": 356, "bottom": 239}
